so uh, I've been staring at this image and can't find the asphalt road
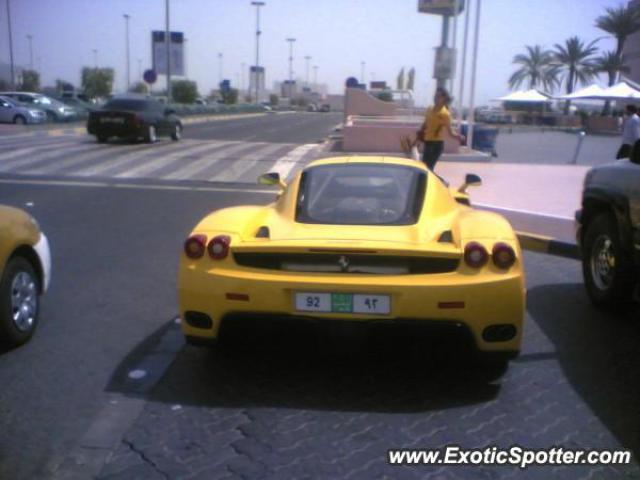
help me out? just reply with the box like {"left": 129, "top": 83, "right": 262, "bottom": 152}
{"left": 182, "top": 112, "right": 342, "bottom": 144}
{"left": 0, "top": 176, "right": 638, "bottom": 479}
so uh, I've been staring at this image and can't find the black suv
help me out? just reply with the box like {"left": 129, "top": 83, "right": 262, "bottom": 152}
{"left": 576, "top": 156, "right": 640, "bottom": 308}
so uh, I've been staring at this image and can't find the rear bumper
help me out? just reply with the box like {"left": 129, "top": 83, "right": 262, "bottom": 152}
{"left": 87, "top": 123, "right": 145, "bottom": 138}
{"left": 178, "top": 266, "right": 526, "bottom": 353}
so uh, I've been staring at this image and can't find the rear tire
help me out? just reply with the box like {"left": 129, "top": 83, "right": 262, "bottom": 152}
{"left": 0, "top": 257, "right": 40, "bottom": 348}
{"left": 171, "top": 124, "right": 182, "bottom": 141}
{"left": 145, "top": 125, "right": 157, "bottom": 143}
{"left": 582, "top": 213, "right": 635, "bottom": 309}
{"left": 13, "top": 115, "right": 26, "bottom": 125}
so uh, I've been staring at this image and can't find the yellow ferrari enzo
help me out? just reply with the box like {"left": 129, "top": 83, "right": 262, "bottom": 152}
{"left": 0, "top": 205, "right": 51, "bottom": 348}
{"left": 178, "top": 157, "right": 525, "bottom": 367}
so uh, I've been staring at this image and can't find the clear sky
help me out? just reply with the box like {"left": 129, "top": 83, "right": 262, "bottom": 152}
{"left": 0, "top": 0, "right": 620, "bottom": 105}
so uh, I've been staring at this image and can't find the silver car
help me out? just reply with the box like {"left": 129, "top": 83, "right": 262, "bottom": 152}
{"left": 0, "top": 92, "right": 76, "bottom": 122}
{"left": 0, "top": 95, "right": 47, "bottom": 124}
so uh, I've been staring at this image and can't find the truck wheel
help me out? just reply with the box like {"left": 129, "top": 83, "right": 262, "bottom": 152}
{"left": 0, "top": 257, "right": 40, "bottom": 348}
{"left": 145, "top": 125, "right": 157, "bottom": 143}
{"left": 582, "top": 213, "right": 635, "bottom": 309}
{"left": 13, "top": 115, "right": 26, "bottom": 125}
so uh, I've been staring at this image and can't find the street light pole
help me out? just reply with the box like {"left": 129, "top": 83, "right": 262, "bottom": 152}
{"left": 218, "top": 52, "right": 223, "bottom": 85}
{"left": 26, "top": 34, "right": 33, "bottom": 70}
{"left": 165, "top": 0, "right": 171, "bottom": 102}
{"left": 92, "top": 49, "right": 98, "bottom": 68}
{"left": 304, "top": 55, "right": 311, "bottom": 87}
{"left": 313, "top": 65, "right": 318, "bottom": 86}
{"left": 251, "top": 1, "right": 265, "bottom": 104}
{"left": 241, "top": 62, "right": 245, "bottom": 95}
{"left": 360, "top": 61, "right": 365, "bottom": 84}
{"left": 286, "top": 37, "right": 296, "bottom": 97}
{"left": 467, "top": 0, "right": 482, "bottom": 149}
{"left": 456, "top": 0, "right": 471, "bottom": 128}
{"left": 6, "top": 0, "right": 15, "bottom": 88}
{"left": 123, "top": 14, "right": 130, "bottom": 91}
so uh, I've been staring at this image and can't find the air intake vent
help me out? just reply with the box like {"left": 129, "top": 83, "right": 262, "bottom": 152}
{"left": 255, "top": 226, "right": 270, "bottom": 238}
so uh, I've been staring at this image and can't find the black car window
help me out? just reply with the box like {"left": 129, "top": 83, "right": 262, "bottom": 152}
{"left": 296, "top": 163, "right": 426, "bottom": 226}
{"left": 102, "top": 99, "right": 159, "bottom": 112}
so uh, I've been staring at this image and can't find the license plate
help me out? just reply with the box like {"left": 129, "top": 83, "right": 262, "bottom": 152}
{"left": 294, "top": 292, "right": 391, "bottom": 315}
{"left": 100, "top": 117, "right": 125, "bottom": 124}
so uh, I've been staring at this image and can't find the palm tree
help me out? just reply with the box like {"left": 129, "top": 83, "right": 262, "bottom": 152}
{"left": 595, "top": 50, "right": 630, "bottom": 87}
{"left": 508, "top": 45, "right": 559, "bottom": 92}
{"left": 595, "top": 4, "right": 640, "bottom": 59}
{"left": 553, "top": 36, "right": 598, "bottom": 113}
{"left": 594, "top": 50, "right": 631, "bottom": 115}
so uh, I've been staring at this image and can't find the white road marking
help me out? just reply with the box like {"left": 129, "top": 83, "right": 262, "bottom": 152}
{"left": 269, "top": 143, "right": 318, "bottom": 180}
{"left": 474, "top": 202, "right": 575, "bottom": 221}
{"left": 161, "top": 141, "right": 258, "bottom": 180}
{"left": 206, "top": 143, "right": 287, "bottom": 182}
{"left": 116, "top": 140, "right": 229, "bottom": 179}
{"left": 0, "top": 138, "right": 82, "bottom": 165}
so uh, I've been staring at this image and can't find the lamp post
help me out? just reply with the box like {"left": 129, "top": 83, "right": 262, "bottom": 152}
{"left": 360, "top": 61, "right": 365, "bottom": 84}
{"left": 286, "top": 37, "right": 296, "bottom": 97}
{"left": 6, "top": 0, "right": 15, "bottom": 88}
{"left": 123, "top": 14, "right": 131, "bottom": 91}
{"left": 218, "top": 52, "right": 223, "bottom": 85}
{"left": 304, "top": 55, "right": 311, "bottom": 87}
{"left": 313, "top": 65, "right": 318, "bottom": 86}
{"left": 92, "top": 49, "right": 98, "bottom": 68}
{"left": 467, "top": 0, "right": 482, "bottom": 149}
{"left": 251, "top": 1, "right": 265, "bottom": 104}
{"left": 241, "top": 62, "right": 245, "bottom": 95}
{"left": 137, "top": 58, "right": 142, "bottom": 81}
{"left": 165, "top": 0, "right": 171, "bottom": 102}
{"left": 26, "top": 34, "right": 33, "bottom": 70}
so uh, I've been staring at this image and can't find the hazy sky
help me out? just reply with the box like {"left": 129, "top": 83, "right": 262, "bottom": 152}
{"left": 0, "top": 0, "right": 619, "bottom": 105}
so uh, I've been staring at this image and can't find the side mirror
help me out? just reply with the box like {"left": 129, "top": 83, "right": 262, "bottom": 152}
{"left": 164, "top": 108, "right": 176, "bottom": 116}
{"left": 458, "top": 173, "right": 482, "bottom": 194}
{"left": 258, "top": 172, "right": 287, "bottom": 189}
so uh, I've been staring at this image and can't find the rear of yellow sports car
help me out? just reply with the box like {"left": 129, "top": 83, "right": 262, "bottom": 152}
{"left": 178, "top": 157, "right": 525, "bottom": 358}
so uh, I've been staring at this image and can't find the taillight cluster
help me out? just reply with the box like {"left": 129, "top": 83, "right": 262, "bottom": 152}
{"left": 464, "top": 242, "right": 516, "bottom": 270}
{"left": 184, "top": 234, "right": 231, "bottom": 260}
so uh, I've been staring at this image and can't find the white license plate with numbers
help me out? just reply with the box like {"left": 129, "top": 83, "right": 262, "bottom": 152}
{"left": 294, "top": 292, "right": 391, "bottom": 315}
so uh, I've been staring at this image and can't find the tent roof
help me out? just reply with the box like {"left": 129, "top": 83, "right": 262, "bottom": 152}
{"left": 557, "top": 84, "right": 605, "bottom": 100}
{"left": 496, "top": 89, "right": 551, "bottom": 102}
{"left": 596, "top": 81, "right": 640, "bottom": 99}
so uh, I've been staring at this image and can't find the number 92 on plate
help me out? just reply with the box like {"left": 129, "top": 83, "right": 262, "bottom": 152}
{"left": 294, "top": 292, "right": 391, "bottom": 315}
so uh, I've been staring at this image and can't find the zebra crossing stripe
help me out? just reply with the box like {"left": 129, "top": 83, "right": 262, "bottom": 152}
{"left": 269, "top": 144, "right": 318, "bottom": 181}
{"left": 205, "top": 143, "right": 289, "bottom": 183}
{"left": 0, "top": 138, "right": 81, "bottom": 165}
{"left": 0, "top": 140, "right": 98, "bottom": 172}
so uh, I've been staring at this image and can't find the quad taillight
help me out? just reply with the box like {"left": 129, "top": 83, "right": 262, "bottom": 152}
{"left": 492, "top": 242, "right": 516, "bottom": 269}
{"left": 184, "top": 234, "right": 207, "bottom": 259}
{"left": 464, "top": 242, "right": 516, "bottom": 270}
{"left": 184, "top": 234, "right": 231, "bottom": 260}
{"left": 207, "top": 235, "right": 231, "bottom": 260}
{"left": 464, "top": 242, "right": 488, "bottom": 268}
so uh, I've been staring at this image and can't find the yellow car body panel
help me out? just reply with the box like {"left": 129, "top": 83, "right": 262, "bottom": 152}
{"left": 178, "top": 156, "right": 526, "bottom": 354}
{"left": 0, "top": 206, "right": 40, "bottom": 275}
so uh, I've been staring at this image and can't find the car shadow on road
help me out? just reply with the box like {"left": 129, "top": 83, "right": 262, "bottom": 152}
{"left": 527, "top": 283, "right": 640, "bottom": 459}
{"left": 107, "top": 319, "right": 503, "bottom": 414}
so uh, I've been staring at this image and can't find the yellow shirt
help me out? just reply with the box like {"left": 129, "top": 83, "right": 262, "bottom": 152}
{"left": 423, "top": 105, "right": 451, "bottom": 141}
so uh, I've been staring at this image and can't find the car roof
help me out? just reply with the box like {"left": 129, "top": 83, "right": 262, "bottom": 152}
{"left": 305, "top": 156, "right": 428, "bottom": 172}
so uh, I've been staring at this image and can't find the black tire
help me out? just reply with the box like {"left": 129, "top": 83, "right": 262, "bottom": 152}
{"left": 45, "top": 111, "right": 57, "bottom": 123}
{"left": 582, "top": 213, "right": 635, "bottom": 309}
{"left": 145, "top": 125, "right": 157, "bottom": 143}
{"left": 171, "top": 123, "right": 182, "bottom": 141}
{"left": 13, "top": 115, "right": 26, "bottom": 125}
{"left": 96, "top": 135, "right": 108, "bottom": 143}
{"left": 0, "top": 257, "right": 40, "bottom": 348}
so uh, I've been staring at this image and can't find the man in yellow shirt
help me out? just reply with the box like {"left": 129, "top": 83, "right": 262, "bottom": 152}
{"left": 417, "top": 87, "right": 464, "bottom": 170}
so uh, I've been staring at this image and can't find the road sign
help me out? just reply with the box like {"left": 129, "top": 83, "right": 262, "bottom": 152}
{"left": 418, "top": 0, "right": 464, "bottom": 15}
{"left": 143, "top": 69, "right": 157, "bottom": 84}
{"left": 151, "top": 31, "right": 185, "bottom": 76}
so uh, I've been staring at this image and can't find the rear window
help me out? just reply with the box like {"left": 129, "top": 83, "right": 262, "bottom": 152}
{"left": 102, "top": 99, "right": 158, "bottom": 112}
{"left": 295, "top": 163, "right": 426, "bottom": 225}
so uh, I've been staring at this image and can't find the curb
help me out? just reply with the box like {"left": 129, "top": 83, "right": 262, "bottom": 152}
{"left": 516, "top": 231, "right": 580, "bottom": 260}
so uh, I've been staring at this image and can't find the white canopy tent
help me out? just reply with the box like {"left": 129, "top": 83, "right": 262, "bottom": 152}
{"left": 557, "top": 84, "right": 604, "bottom": 100}
{"left": 496, "top": 89, "right": 552, "bottom": 102}
{"left": 596, "top": 81, "right": 640, "bottom": 100}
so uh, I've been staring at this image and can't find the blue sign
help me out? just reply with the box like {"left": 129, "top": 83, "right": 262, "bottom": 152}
{"left": 143, "top": 69, "right": 157, "bottom": 84}
{"left": 219, "top": 79, "right": 231, "bottom": 93}
{"left": 345, "top": 77, "right": 359, "bottom": 88}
